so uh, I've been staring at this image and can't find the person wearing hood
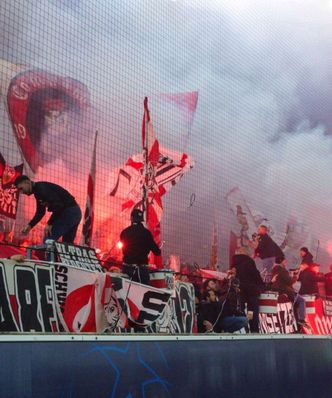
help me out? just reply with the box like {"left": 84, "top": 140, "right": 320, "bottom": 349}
{"left": 300, "top": 247, "right": 314, "bottom": 265}
{"left": 120, "top": 208, "right": 161, "bottom": 285}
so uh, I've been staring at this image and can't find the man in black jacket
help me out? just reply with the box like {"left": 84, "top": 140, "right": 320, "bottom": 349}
{"left": 298, "top": 263, "right": 324, "bottom": 295}
{"left": 197, "top": 290, "right": 223, "bottom": 333}
{"left": 220, "top": 277, "right": 248, "bottom": 333}
{"left": 232, "top": 254, "right": 264, "bottom": 332}
{"left": 254, "top": 225, "right": 284, "bottom": 283}
{"left": 120, "top": 208, "right": 161, "bottom": 285}
{"left": 15, "top": 175, "right": 81, "bottom": 243}
{"left": 271, "top": 257, "right": 306, "bottom": 327}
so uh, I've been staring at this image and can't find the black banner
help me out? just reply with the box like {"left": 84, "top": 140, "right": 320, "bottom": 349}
{"left": 54, "top": 242, "right": 103, "bottom": 272}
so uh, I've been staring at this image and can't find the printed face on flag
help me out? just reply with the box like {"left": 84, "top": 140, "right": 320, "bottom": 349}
{"left": 6, "top": 68, "right": 90, "bottom": 172}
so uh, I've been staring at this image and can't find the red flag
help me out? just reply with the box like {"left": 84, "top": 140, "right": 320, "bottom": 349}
{"left": 142, "top": 97, "right": 162, "bottom": 267}
{"left": 142, "top": 97, "right": 160, "bottom": 167}
{"left": 157, "top": 91, "right": 199, "bottom": 128}
{"left": 209, "top": 222, "right": 218, "bottom": 270}
{"left": 81, "top": 131, "right": 98, "bottom": 246}
{"left": 0, "top": 153, "right": 23, "bottom": 219}
{"left": 200, "top": 269, "right": 227, "bottom": 281}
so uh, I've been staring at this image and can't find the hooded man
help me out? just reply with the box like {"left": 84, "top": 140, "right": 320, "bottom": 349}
{"left": 120, "top": 208, "right": 161, "bottom": 285}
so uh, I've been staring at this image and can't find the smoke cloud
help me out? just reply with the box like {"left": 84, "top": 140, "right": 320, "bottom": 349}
{"left": 1, "top": 0, "right": 332, "bottom": 267}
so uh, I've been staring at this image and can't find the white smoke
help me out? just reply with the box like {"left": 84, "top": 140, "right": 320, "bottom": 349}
{"left": 1, "top": 0, "right": 332, "bottom": 266}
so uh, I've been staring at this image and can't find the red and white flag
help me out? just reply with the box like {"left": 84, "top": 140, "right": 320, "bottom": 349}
{"left": 81, "top": 131, "right": 98, "bottom": 246}
{"left": 209, "top": 222, "right": 218, "bottom": 270}
{"left": 229, "top": 230, "right": 239, "bottom": 265}
{"left": 142, "top": 97, "right": 163, "bottom": 266}
{"left": 199, "top": 269, "right": 227, "bottom": 281}
{"left": 142, "top": 96, "right": 160, "bottom": 168}
{"left": 108, "top": 93, "right": 197, "bottom": 267}
{"left": 0, "top": 152, "right": 23, "bottom": 220}
{"left": 157, "top": 91, "right": 199, "bottom": 129}
{"left": 109, "top": 151, "right": 194, "bottom": 210}
{"left": 114, "top": 276, "right": 171, "bottom": 326}
{"left": 225, "top": 186, "right": 257, "bottom": 256}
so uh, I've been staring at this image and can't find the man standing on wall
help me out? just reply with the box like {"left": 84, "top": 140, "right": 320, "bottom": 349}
{"left": 120, "top": 208, "right": 161, "bottom": 285}
{"left": 253, "top": 225, "right": 284, "bottom": 284}
{"left": 15, "top": 175, "right": 82, "bottom": 243}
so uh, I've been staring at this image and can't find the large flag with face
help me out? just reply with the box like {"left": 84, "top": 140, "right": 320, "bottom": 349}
{"left": 81, "top": 131, "right": 98, "bottom": 246}
{"left": 0, "top": 152, "right": 23, "bottom": 220}
{"left": 0, "top": 59, "right": 90, "bottom": 172}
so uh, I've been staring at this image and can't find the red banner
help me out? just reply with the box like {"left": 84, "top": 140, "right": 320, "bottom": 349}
{"left": 0, "top": 153, "right": 23, "bottom": 219}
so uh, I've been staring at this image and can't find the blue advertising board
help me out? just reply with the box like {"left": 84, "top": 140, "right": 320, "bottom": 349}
{"left": 0, "top": 335, "right": 332, "bottom": 398}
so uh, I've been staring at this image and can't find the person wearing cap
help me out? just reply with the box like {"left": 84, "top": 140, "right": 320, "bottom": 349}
{"left": 120, "top": 208, "right": 161, "bottom": 285}
{"left": 14, "top": 175, "right": 81, "bottom": 243}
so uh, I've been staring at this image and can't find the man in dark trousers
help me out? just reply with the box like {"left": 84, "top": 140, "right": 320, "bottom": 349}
{"left": 15, "top": 175, "right": 81, "bottom": 243}
{"left": 271, "top": 257, "right": 306, "bottom": 328}
{"left": 254, "top": 225, "right": 284, "bottom": 284}
{"left": 220, "top": 276, "right": 249, "bottom": 333}
{"left": 120, "top": 208, "right": 161, "bottom": 285}
{"left": 232, "top": 254, "right": 264, "bottom": 332}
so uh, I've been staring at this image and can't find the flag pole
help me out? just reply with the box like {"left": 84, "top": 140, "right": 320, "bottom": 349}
{"left": 81, "top": 130, "right": 98, "bottom": 246}
{"left": 142, "top": 97, "right": 149, "bottom": 225}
